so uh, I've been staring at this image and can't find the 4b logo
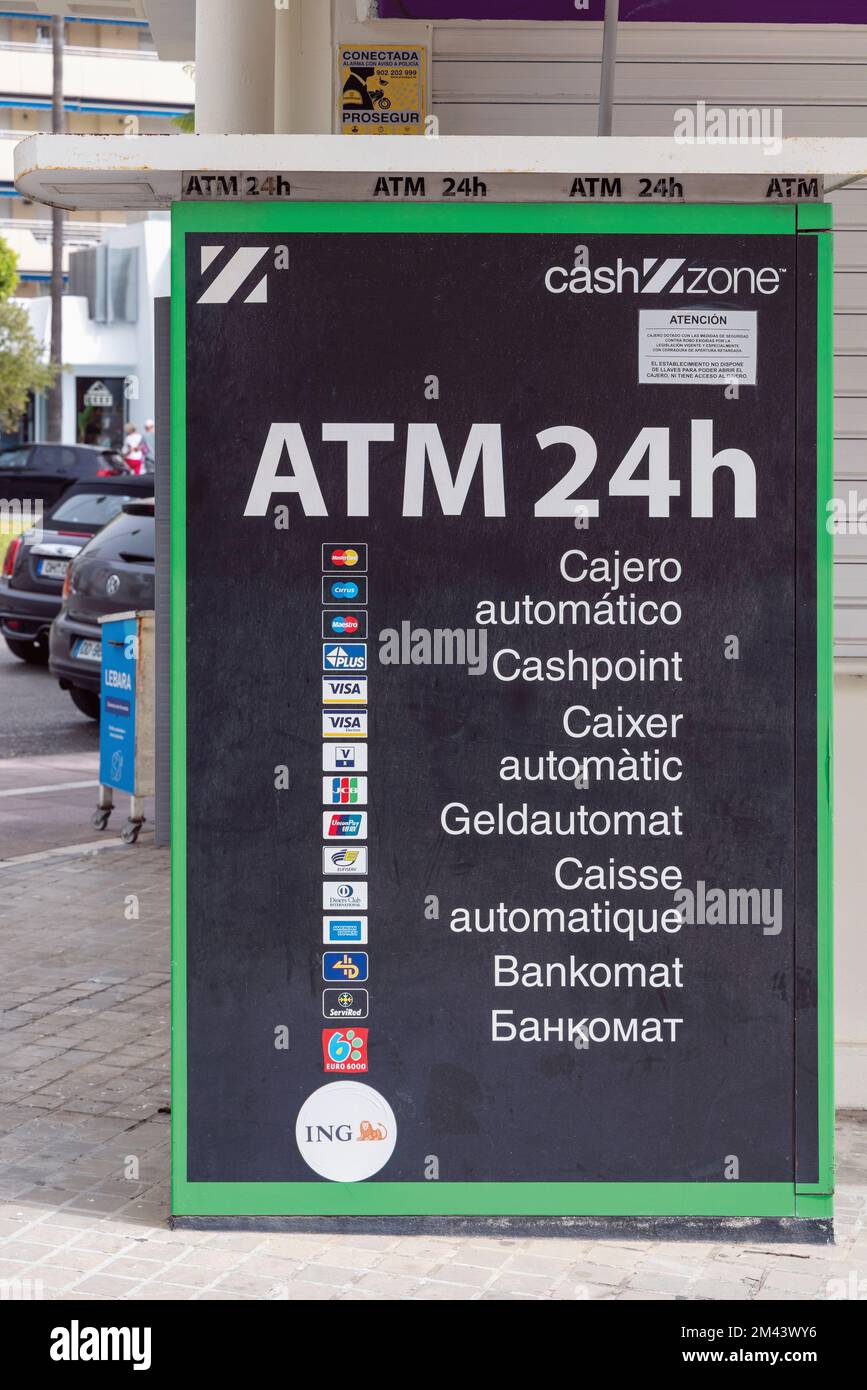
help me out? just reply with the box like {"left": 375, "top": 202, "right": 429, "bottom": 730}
{"left": 323, "top": 951, "right": 369, "bottom": 983}
{"left": 323, "top": 1028, "right": 368, "bottom": 1073}
{"left": 324, "top": 775, "right": 367, "bottom": 806}
{"left": 196, "top": 242, "right": 289, "bottom": 305}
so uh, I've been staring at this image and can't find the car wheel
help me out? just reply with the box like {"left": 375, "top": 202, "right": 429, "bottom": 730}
{"left": 4, "top": 635, "right": 48, "bottom": 665}
{"left": 68, "top": 686, "right": 100, "bottom": 721}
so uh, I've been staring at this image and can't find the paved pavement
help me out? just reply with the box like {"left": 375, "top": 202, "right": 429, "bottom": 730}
{"left": 0, "top": 840, "right": 865, "bottom": 1302}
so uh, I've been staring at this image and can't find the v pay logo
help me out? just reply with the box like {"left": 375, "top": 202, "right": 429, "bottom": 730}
{"left": 197, "top": 244, "right": 286, "bottom": 305}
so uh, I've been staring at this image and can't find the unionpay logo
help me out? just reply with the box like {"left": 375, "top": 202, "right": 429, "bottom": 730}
{"left": 323, "top": 1028, "right": 368, "bottom": 1074}
{"left": 323, "top": 812, "right": 367, "bottom": 839}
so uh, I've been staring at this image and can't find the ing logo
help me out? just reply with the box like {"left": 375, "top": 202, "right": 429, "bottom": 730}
{"left": 196, "top": 243, "right": 288, "bottom": 305}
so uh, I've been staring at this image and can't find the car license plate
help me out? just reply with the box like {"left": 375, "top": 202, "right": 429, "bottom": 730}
{"left": 37, "top": 558, "right": 68, "bottom": 579}
{"left": 72, "top": 638, "right": 101, "bottom": 662}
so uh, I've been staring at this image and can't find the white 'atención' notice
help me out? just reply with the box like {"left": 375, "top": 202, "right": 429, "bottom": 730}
{"left": 638, "top": 307, "right": 757, "bottom": 386}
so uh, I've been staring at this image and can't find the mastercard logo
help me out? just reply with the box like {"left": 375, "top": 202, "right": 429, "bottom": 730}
{"left": 331, "top": 548, "right": 359, "bottom": 568}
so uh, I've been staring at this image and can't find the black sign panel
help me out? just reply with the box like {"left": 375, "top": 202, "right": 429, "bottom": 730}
{"left": 173, "top": 205, "right": 830, "bottom": 1217}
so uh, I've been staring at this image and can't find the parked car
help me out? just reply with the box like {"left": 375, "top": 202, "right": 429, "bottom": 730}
{"left": 0, "top": 442, "right": 133, "bottom": 514}
{"left": 0, "top": 476, "right": 155, "bottom": 664}
{"left": 50, "top": 499, "right": 155, "bottom": 721}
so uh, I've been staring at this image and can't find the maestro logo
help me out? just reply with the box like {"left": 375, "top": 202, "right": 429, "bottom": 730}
{"left": 322, "top": 1028, "right": 368, "bottom": 1074}
{"left": 296, "top": 1081, "right": 396, "bottom": 1181}
{"left": 544, "top": 253, "right": 784, "bottom": 297}
{"left": 323, "top": 611, "right": 367, "bottom": 639}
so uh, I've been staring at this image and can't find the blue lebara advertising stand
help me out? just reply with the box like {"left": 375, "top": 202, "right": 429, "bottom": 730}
{"left": 95, "top": 610, "right": 154, "bottom": 844}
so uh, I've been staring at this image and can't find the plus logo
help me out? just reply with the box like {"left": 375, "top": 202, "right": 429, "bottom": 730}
{"left": 196, "top": 244, "right": 289, "bottom": 305}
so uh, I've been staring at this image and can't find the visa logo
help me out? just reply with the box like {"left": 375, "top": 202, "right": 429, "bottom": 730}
{"left": 321, "top": 677, "right": 368, "bottom": 706}
{"left": 323, "top": 950, "right": 369, "bottom": 982}
{"left": 323, "top": 643, "right": 367, "bottom": 672}
{"left": 323, "top": 712, "right": 368, "bottom": 739}
{"left": 323, "top": 915, "right": 368, "bottom": 944}
{"left": 323, "top": 812, "right": 367, "bottom": 839}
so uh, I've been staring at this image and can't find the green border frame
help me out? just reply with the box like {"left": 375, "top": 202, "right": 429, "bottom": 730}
{"left": 170, "top": 201, "right": 832, "bottom": 1219}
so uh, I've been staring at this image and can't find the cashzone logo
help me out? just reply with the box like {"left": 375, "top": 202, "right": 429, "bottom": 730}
{"left": 544, "top": 256, "right": 784, "bottom": 297}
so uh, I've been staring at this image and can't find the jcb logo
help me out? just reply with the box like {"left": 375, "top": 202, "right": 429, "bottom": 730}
{"left": 196, "top": 244, "right": 288, "bottom": 305}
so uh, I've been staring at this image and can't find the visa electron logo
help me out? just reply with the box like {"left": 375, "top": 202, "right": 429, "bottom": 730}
{"left": 545, "top": 255, "right": 783, "bottom": 297}
{"left": 323, "top": 1028, "right": 368, "bottom": 1073}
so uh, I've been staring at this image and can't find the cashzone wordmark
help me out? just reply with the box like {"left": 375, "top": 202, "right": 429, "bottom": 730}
{"left": 171, "top": 201, "right": 832, "bottom": 1223}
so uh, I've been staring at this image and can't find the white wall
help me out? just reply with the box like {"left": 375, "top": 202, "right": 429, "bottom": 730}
{"left": 19, "top": 215, "right": 169, "bottom": 444}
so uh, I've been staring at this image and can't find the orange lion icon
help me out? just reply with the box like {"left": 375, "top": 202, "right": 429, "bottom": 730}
{"left": 357, "top": 1119, "right": 387, "bottom": 1142}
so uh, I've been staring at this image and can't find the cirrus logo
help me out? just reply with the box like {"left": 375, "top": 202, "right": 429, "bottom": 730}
{"left": 330, "top": 580, "right": 359, "bottom": 601}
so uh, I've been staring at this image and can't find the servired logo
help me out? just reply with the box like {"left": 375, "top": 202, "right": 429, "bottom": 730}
{"left": 323, "top": 1028, "right": 368, "bottom": 1073}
